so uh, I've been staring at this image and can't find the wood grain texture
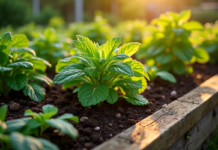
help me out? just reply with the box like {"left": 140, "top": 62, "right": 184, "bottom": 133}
{"left": 93, "top": 75, "right": 218, "bottom": 150}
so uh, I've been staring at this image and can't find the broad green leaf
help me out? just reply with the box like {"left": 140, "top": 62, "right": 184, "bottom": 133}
{"left": 173, "top": 46, "right": 193, "bottom": 61}
{"left": 28, "top": 59, "right": 46, "bottom": 71}
{"left": 102, "top": 74, "right": 113, "bottom": 80}
{"left": 78, "top": 83, "right": 109, "bottom": 106}
{"left": 155, "top": 53, "right": 172, "bottom": 64}
{"left": 57, "top": 114, "right": 79, "bottom": 123}
{"left": 0, "top": 66, "right": 12, "bottom": 72}
{"left": 0, "top": 32, "right": 12, "bottom": 65}
{"left": 76, "top": 35, "right": 91, "bottom": 42}
{"left": 131, "top": 76, "right": 147, "bottom": 94}
{"left": 183, "top": 21, "right": 203, "bottom": 31}
{"left": 172, "top": 60, "right": 185, "bottom": 75}
{"left": 108, "top": 62, "right": 134, "bottom": 76}
{"left": 37, "top": 138, "right": 59, "bottom": 150}
{"left": 22, "top": 83, "right": 46, "bottom": 102}
{"left": 46, "top": 119, "right": 78, "bottom": 139}
{"left": 53, "top": 64, "right": 86, "bottom": 84}
{"left": 203, "top": 44, "right": 217, "bottom": 54}
{"left": 73, "top": 87, "right": 80, "bottom": 93}
{"left": 179, "top": 10, "right": 191, "bottom": 24}
{"left": 26, "top": 119, "right": 42, "bottom": 129}
{"left": 0, "top": 105, "right": 7, "bottom": 121}
{"left": 111, "top": 54, "right": 129, "bottom": 61}
{"left": 29, "top": 57, "right": 51, "bottom": 67}
{"left": 24, "top": 110, "right": 41, "bottom": 120}
{"left": 156, "top": 71, "right": 176, "bottom": 83}
{"left": 6, "top": 118, "right": 30, "bottom": 132}
{"left": 4, "top": 74, "right": 28, "bottom": 91}
{"left": 124, "top": 60, "right": 145, "bottom": 77}
{"left": 10, "top": 132, "right": 43, "bottom": 150}
{"left": 12, "top": 34, "right": 29, "bottom": 48}
{"left": 28, "top": 74, "right": 52, "bottom": 86}
{"left": 11, "top": 48, "right": 36, "bottom": 56}
{"left": 122, "top": 94, "right": 149, "bottom": 105}
{"left": 42, "top": 105, "right": 58, "bottom": 115}
{"left": 115, "top": 79, "right": 142, "bottom": 89}
{"left": 103, "top": 37, "right": 121, "bottom": 59}
{"left": 172, "top": 28, "right": 184, "bottom": 35}
{"left": 7, "top": 62, "right": 33, "bottom": 68}
{"left": 106, "top": 88, "right": 118, "bottom": 104}
{"left": 194, "top": 47, "right": 209, "bottom": 63}
{"left": 55, "top": 55, "right": 80, "bottom": 72}
{"left": 74, "top": 40, "right": 98, "bottom": 58}
{"left": 118, "top": 43, "right": 140, "bottom": 57}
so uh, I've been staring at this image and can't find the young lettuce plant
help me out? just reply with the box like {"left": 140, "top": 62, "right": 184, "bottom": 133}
{"left": 144, "top": 66, "right": 176, "bottom": 83}
{"left": 54, "top": 35, "right": 150, "bottom": 107}
{"left": 24, "top": 104, "right": 79, "bottom": 138}
{"left": 30, "top": 28, "right": 72, "bottom": 66}
{"left": 0, "top": 105, "right": 59, "bottom": 150}
{"left": 0, "top": 32, "right": 52, "bottom": 102}
{"left": 137, "top": 10, "right": 209, "bottom": 75}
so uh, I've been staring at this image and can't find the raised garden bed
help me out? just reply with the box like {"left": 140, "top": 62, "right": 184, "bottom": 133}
{"left": 0, "top": 63, "right": 217, "bottom": 150}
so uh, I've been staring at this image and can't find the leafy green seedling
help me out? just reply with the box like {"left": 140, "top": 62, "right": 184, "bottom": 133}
{"left": 54, "top": 35, "right": 150, "bottom": 107}
{"left": 30, "top": 27, "right": 72, "bottom": 66}
{"left": 137, "top": 10, "right": 209, "bottom": 75}
{"left": 144, "top": 66, "right": 176, "bottom": 83}
{"left": 193, "top": 22, "right": 218, "bottom": 64}
{"left": 0, "top": 105, "right": 59, "bottom": 150}
{"left": 0, "top": 32, "right": 52, "bottom": 102}
{"left": 24, "top": 105, "right": 79, "bottom": 138}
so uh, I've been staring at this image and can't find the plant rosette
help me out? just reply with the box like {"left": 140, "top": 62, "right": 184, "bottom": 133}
{"left": 54, "top": 35, "right": 150, "bottom": 107}
{"left": 0, "top": 32, "right": 52, "bottom": 102}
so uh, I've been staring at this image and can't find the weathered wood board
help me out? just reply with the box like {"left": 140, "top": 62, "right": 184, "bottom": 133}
{"left": 93, "top": 75, "right": 218, "bottom": 150}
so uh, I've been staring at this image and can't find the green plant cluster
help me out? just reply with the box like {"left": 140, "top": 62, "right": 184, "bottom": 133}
{"left": 0, "top": 32, "right": 52, "bottom": 102}
{"left": 0, "top": 104, "right": 78, "bottom": 150}
{"left": 54, "top": 36, "right": 149, "bottom": 106}
{"left": 137, "top": 10, "right": 209, "bottom": 75}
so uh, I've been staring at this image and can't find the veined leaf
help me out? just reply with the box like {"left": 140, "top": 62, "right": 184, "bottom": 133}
{"left": 103, "top": 37, "right": 121, "bottom": 59}
{"left": 7, "top": 62, "right": 33, "bottom": 68}
{"left": 0, "top": 66, "right": 12, "bottom": 72}
{"left": 106, "top": 88, "right": 118, "bottom": 104}
{"left": 78, "top": 83, "right": 109, "bottom": 106}
{"left": 28, "top": 73, "right": 52, "bottom": 86}
{"left": 125, "top": 60, "right": 146, "bottom": 77}
{"left": 178, "top": 10, "right": 191, "bottom": 24}
{"left": 53, "top": 64, "right": 86, "bottom": 84}
{"left": 12, "top": 34, "right": 29, "bottom": 48}
{"left": 4, "top": 74, "right": 28, "bottom": 91}
{"left": 42, "top": 105, "right": 58, "bottom": 119}
{"left": 147, "top": 44, "right": 166, "bottom": 56}
{"left": 46, "top": 119, "right": 78, "bottom": 139}
{"left": 0, "top": 32, "right": 12, "bottom": 65}
{"left": 122, "top": 94, "right": 149, "bottom": 106}
{"left": 115, "top": 79, "right": 142, "bottom": 89}
{"left": 183, "top": 21, "right": 203, "bottom": 31}
{"left": 29, "top": 57, "right": 51, "bottom": 67}
{"left": 108, "top": 62, "right": 134, "bottom": 76}
{"left": 131, "top": 76, "right": 147, "bottom": 94}
{"left": 118, "top": 42, "right": 140, "bottom": 57}
{"left": 85, "top": 67, "right": 97, "bottom": 77}
{"left": 62, "top": 80, "right": 81, "bottom": 89}
{"left": 111, "top": 54, "right": 129, "bottom": 61}
{"left": 55, "top": 55, "right": 80, "bottom": 72}
{"left": 6, "top": 118, "right": 30, "bottom": 133}
{"left": 22, "top": 83, "right": 45, "bottom": 102}
{"left": 173, "top": 46, "right": 193, "bottom": 61}
{"left": 11, "top": 48, "right": 36, "bottom": 56}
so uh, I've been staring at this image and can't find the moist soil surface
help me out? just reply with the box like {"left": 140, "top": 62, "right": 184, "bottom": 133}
{"left": 0, "top": 63, "right": 218, "bottom": 150}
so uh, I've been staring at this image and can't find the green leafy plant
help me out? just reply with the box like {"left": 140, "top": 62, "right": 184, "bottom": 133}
{"left": 30, "top": 28, "right": 72, "bottom": 66}
{"left": 54, "top": 35, "right": 149, "bottom": 107}
{"left": 144, "top": 66, "right": 176, "bottom": 83}
{"left": 24, "top": 104, "right": 79, "bottom": 138}
{"left": 193, "top": 22, "right": 218, "bottom": 64}
{"left": 0, "top": 32, "right": 52, "bottom": 102}
{"left": 0, "top": 105, "right": 59, "bottom": 150}
{"left": 137, "top": 10, "right": 209, "bottom": 75}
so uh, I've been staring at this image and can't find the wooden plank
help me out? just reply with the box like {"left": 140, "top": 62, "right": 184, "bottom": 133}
{"left": 169, "top": 104, "right": 218, "bottom": 150}
{"left": 93, "top": 75, "right": 218, "bottom": 150}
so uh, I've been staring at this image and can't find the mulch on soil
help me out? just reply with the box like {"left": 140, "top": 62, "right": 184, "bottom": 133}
{"left": 0, "top": 63, "right": 217, "bottom": 150}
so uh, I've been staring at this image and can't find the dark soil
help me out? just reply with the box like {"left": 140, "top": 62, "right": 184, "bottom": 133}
{"left": 0, "top": 63, "right": 218, "bottom": 150}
